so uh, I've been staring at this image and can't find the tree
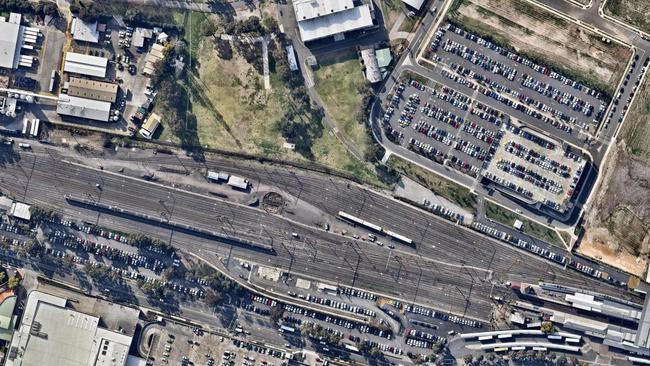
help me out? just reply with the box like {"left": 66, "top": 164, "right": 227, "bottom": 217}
{"left": 269, "top": 304, "right": 284, "bottom": 323}
{"left": 462, "top": 354, "right": 473, "bottom": 365}
{"left": 204, "top": 289, "right": 223, "bottom": 306}
{"left": 7, "top": 275, "right": 21, "bottom": 290}
{"left": 369, "top": 347, "right": 382, "bottom": 358}
{"left": 540, "top": 321, "right": 554, "bottom": 333}
{"left": 201, "top": 18, "right": 219, "bottom": 37}
{"left": 262, "top": 17, "right": 279, "bottom": 34}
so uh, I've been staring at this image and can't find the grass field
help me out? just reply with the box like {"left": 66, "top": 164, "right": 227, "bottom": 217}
{"left": 184, "top": 12, "right": 209, "bottom": 60}
{"left": 387, "top": 156, "right": 478, "bottom": 211}
{"left": 619, "top": 72, "right": 650, "bottom": 163}
{"left": 313, "top": 52, "right": 372, "bottom": 159}
{"left": 380, "top": 0, "right": 404, "bottom": 32}
{"left": 605, "top": 0, "right": 650, "bottom": 34}
{"left": 447, "top": 0, "right": 631, "bottom": 97}
{"left": 399, "top": 16, "right": 418, "bottom": 33}
{"left": 484, "top": 201, "right": 564, "bottom": 247}
{"left": 163, "top": 38, "right": 381, "bottom": 186}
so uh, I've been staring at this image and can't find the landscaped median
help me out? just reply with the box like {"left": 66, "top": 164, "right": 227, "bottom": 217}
{"left": 387, "top": 155, "right": 478, "bottom": 212}
{"left": 484, "top": 200, "right": 565, "bottom": 248}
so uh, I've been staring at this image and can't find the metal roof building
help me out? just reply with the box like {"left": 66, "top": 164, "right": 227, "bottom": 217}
{"left": 64, "top": 52, "right": 108, "bottom": 78}
{"left": 56, "top": 95, "right": 111, "bottom": 122}
{"left": 293, "top": 0, "right": 374, "bottom": 42}
{"left": 132, "top": 27, "right": 153, "bottom": 48}
{"left": 71, "top": 18, "right": 99, "bottom": 43}
{"left": 139, "top": 113, "right": 161, "bottom": 139}
{"left": 360, "top": 48, "right": 381, "bottom": 83}
{"left": 143, "top": 43, "right": 165, "bottom": 75}
{"left": 9, "top": 202, "right": 31, "bottom": 221}
{"left": 5, "top": 291, "right": 134, "bottom": 366}
{"left": 401, "top": 0, "right": 426, "bottom": 10}
{"left": 68, "top": 77, "right": 118, "bottom": 102}
{"left": 0, "top": 16, "right": 22, "bottom": 69}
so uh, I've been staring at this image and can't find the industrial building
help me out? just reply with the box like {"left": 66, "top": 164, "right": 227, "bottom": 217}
{"left": 0, "top": 13, "right": 37, "bottom": 69}
{"left": 5, "top": 291, "right": 141, "bottom": 366}
{"left": 132, "top": 27, "right": 153, "bottom": 48}
{"left": 67, "top": 77, "right": 118, "bottom": 103}
{"left": 143, "top": 43, "right": 165, "bottom": 75}
{"left": 56, "top": 95, "right": 111, "bottom": 122}
{"left": 401, "top": 0, "right": 426, "bottom": 10}
{"left": 293, "top": 0, "right": 375, "bottom": 43}
{"left": 63, "top": 52, "right": 108, "bottom": 78}
{"left": 139, "top": 112, "right": 161, "bottom": 139}
{"left": 71, "top": 17, "right": 99, "bottom": 43}
{"left": 360, "top": 48, "right": 381, "bottom": 83}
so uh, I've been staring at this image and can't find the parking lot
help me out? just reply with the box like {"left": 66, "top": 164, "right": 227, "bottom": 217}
{"left": 430, "top": 23, "right": 608, "bottom": 136}
{"left": 384, "top": 77, "right": 506, "bottom": 179}
{"left": 483, "top": 126, "right": 586, "bottom": 211}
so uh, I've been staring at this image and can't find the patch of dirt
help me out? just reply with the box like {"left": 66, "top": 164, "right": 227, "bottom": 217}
{"left": 578, "top": 227, "right": 647, "bottom": 277}
{"left": 262, "top": 191, "right": 285, "bottom": 214}
{"left": 582, "top": 141, "right": 650, "bottom": 276}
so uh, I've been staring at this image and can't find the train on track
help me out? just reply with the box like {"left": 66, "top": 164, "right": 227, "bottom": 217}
{"left": 338, "top": 211, "right": 414, "bottom": 245}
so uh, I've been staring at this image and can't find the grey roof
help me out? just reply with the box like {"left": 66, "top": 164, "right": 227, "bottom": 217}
{"left": 71, "top": 18, "right": 99, "bottom": 43}
{"left": 0, "top": 21, "right": 21, "bottom": 69}
{"left": 401, "top": 0, "right": 425, "bottom": 10}
{"left": 56, "top": 95, "right": 111, "bottom": 122}
{"left": 296, "top": 4, "right": 373, "bottom": 42}
{"left": 5, "top": 291, "right": 133, "bottom": 366}
{"left": 293, "top": 0, "right": 355, "bottom": 21}
{"left": 361, "top": 48, "right": 381, "bottom": 83}
{"left": 64, "top": 52, "right": 108, "bottom": 78}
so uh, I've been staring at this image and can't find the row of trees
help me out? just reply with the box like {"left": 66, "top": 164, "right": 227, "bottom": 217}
{"left": 126, "top": 233, "right": 175, "bottom": 255}
{"left": 463, "top": 351, "right": 587, "bottom": 366}
{"left": 0, "top": 0, "right": 58, "bottom": 17}
{"left": 300, "top": 322, "right": 343, "bottom": 345}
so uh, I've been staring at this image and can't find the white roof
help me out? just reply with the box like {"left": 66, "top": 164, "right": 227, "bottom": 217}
{"left": 64, "top": 52, "right": 107, "bottom": 78}
{"left": 227, "top": 176, "right": 248, "bottom": 189}
{"left": 513, "top": 219, "right": 523, "bottom": 230}
{"left": 8, "top": 13, "right": 21, "bottom": 25}
{"left": 5, "top": 291, "right": 133, "bottom": 366}
{"left": 9, "top": 202, "right": 30, "bottom": 220}
{"left": 401, "top": 0, "right": 425, "bottom": 10}
{"left": 71, "top": 18, "right": 99, "bottom": 43}
{"left": 294, "top": 0, "right": 354, "bottom": 21}
{"left": 56, "top": 95, "right": 111, "bottom": 122}
{"left": 297, "top": 4, "right": 373, "bottom": 42}
{"left": 0, "top": 21, "right": 21, "bottom": 69}
{"left": 361, "top": 48, "right": 381, "bottom": 83}
{"left": 286, "top": 45, "right": 298, "bottom": 71}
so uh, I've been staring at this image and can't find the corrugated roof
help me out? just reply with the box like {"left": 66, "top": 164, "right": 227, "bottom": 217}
{"left": 56, "top": 95, "right": 111, "bottom": 122}
{"left": 68, "top": 77, "right": 118, "bottom": 102}
{"left": 139, "top": 113, "right": 161, "bottom": 139}
{"left": 297, "top": 4, "right": 373, "bottom": 42}
{"left": 71, "top": 18, "right": 99, "bottom": 43}
{"left": 361, "top": 48, "right": 381, "bottom": 83}
{"left": 64, "top": 52, "right": 107, "bottom": 78}
{"left": 0, "top": 22, "right": 21, "bottom": 69}
{"left": 294, "top": 0, "right": 354, "bottom": 21}
{"left": 375, "top": 48, "right": 392, "bottom": 68}
{"left": 401, "top": 0, "right": 425, "bottom": 10}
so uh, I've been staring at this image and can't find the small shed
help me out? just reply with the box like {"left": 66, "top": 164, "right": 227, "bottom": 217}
{"left": 227, "top": 176, "right": 249, "bottom": 190}
{"left": 513, "top": 219, "right": 523, "bottom": 230}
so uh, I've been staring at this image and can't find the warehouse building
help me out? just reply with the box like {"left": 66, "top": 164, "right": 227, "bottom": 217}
{"left": 132, "top": 27, "right": 153, "bottom": 48}
{"left": 56, "top": 95, "right": 111, "bottom": 122}
{"left": 143, "top": 43, "right": 165, "bottom": 75}
{"left": 70, "top": 17, "right": 99, "bottom": 43}
{"left": 293, "top": 0, "right": 375, "bottom": 43}
{"left": 63, "top": 52, "right": 108, "bottom": 78}
{"left": 139, "top": 113, "right": 161, "bottom": 139}
{"left": 5, "top": 291, "right": 140, "bottom": 366}
{"left": 0, "top": 13, "right": 25, "bottom": 69}
{"left": 67, "top": 77, "right": 118, "bottom": 103}
{"left": 360, "top": 47, "right": 381, "bottom": 83}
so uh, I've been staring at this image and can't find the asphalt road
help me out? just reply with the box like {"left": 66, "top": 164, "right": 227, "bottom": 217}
{"left": 0, "top": 144, "right": 639, "bottom": 322}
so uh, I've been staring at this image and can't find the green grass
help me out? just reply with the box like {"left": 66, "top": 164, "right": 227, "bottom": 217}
{"left": 398, "top": 16, "right": 417, "bottom": 33}
{"left": 620, "top": 73, "right": 650, "bottom": 163}
{"left": 169, "top": 38, "right": 384, "bottom": 187}
{"left": 313, "top": 52, "right": 371, "bottom": 158}
{"left": 484, "top": 201, "right": 564, "bottom": 247}
{"left": 387, "top": 156, "right": 477, "bottom": 211}
{"left": 605, "top": 0, "right": 650, "bottom": 34}
{"left": 184, "top": 11, "right": 209, "bottom": 60}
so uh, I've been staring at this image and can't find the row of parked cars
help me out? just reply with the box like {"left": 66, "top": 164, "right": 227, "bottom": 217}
{"left": 405, "top": 304, "right": 482, "bottom": 328}
{"left": 303, "top": 293, "right": 377, "bottom": 317}
{"left": 495, "top": 159, "right": 564, "bottom": 195}
{"left": 49, "top": 230, "right": 167, "bottom": 272}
